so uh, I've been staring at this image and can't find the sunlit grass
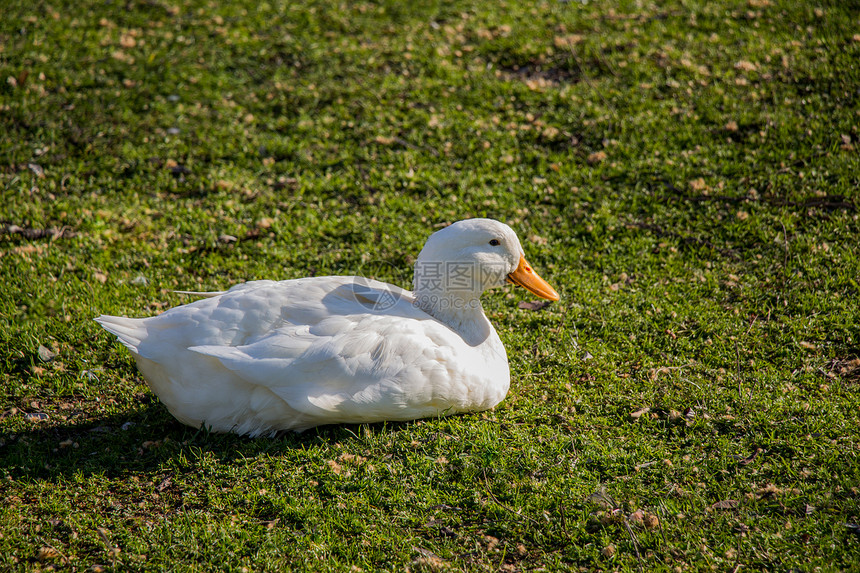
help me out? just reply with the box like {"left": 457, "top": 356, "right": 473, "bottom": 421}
{"left": 1, "top": 0, "right": 859, "bottom": 570}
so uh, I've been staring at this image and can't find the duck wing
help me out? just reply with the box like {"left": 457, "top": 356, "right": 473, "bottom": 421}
{"left": 132, "top": 277, "right": 470, "bottom": 423}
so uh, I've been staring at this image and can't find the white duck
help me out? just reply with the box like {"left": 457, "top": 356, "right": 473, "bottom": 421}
{"left": 96, "top": 218, "right": 559, "bottom": 436}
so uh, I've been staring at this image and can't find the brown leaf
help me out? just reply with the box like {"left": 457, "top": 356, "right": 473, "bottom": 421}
{"left": 711, "top": 499, "right": 740, "bottom": 510}
{"left": 36, "top": 546, "right": 62, "bottom": 562}
{"left": 689, "top": 177, "right": 707, "bottom": 191}
{"left": 38, "top": 344, "right": 57, "bottom": 362}
{"left": 629, "top": 406, "right": 650, "bottom": 420}
{"left": 643, "top": 513, "right": 660, "bottom": 529}
{"left": 587, "top": 151, "right": 607, "bottom": 164}
{"left": 553, "top": 34, "right": 584, "bottom": 48}
{"left": 518, "top": 300, "right": 552, "bottom": 311}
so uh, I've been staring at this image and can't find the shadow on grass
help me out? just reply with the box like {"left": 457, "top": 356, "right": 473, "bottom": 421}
{"left": 0, "top": 399, "right": 399, "bottom": 482}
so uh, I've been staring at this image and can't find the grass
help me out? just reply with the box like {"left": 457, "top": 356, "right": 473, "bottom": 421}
{"left": 1, "top": 0, "right": 859, "bottom": 570}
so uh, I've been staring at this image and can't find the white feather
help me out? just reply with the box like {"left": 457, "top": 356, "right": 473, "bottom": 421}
{"left": 96, "top": 219, "right": 554, "bottom": 436}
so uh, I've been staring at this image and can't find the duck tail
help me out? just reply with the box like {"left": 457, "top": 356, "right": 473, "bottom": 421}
{"left": 95, "top": 315, "right": 147, "bottom": 354}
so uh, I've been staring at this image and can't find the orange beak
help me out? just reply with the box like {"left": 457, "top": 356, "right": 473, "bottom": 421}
{"left": 506, "top": 255, "right": 560, "bottom": 301}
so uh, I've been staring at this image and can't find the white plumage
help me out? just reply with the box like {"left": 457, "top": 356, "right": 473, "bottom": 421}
{"left": 96, "top": 219, "right": 559, "bottom": 436}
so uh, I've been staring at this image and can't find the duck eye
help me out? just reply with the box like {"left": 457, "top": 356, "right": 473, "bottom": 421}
{"left": 489, "top": 239, "right": 501, "bottom": 246}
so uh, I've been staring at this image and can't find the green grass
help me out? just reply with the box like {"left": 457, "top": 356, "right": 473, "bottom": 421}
{"left": 2, "top": 0, "right": 859, "bottom": 570}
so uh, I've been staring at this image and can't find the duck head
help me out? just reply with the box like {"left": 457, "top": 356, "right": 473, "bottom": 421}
{"left": 412, "top": 219, "right": 559, "bottom": 306}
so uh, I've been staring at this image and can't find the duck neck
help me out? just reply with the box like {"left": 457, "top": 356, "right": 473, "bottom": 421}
{"left": 413, "top": 287, "right": 492, "bottom": 346}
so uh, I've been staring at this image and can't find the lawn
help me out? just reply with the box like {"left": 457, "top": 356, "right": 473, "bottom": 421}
{"left": 2, "top": 0, "right": 859, "bottom": 570}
